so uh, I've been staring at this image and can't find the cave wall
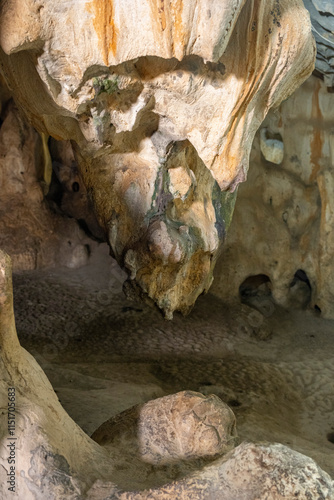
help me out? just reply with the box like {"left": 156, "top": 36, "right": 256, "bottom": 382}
{"left": 0, "top": 0, "right": 315, "bottom": 318}
{"left": 0, "top": 88, "right": 96, "bottom": 271}
{"left": 3, "top": 69, "right": 333, "bottom": 318}
{"left": 0, "top": 2, "right": 334, "bottom": 497}
{"left": 0, "top": 20, "right": 333, "bottom": 319}
{"left": 212, "top": 75, "right": 334, "bottom": 318}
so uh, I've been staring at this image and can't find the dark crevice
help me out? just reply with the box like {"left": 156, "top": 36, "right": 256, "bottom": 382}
{"left": 290, "top": 269, "right": 311, "bottom": 290}
{"left": 239, "top": 274, "right": 273, "bottom": 314}
{"left": 239, "top": 274, "right": 272, "bottom": 300}
{"left": 77, "top": 219, "right": 105, "bottom": 243}
{"left": 327, "top": 432, "right": 334, "bottom": 444}
{"left": 289, "top": 269, "right": 312, "bottom": 309}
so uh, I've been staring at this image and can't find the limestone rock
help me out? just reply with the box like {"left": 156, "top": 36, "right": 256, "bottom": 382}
{"left": 212, "top": 75, "right": 334, "bottom": 319}
{"left": 260, "top": 128, "right": 284, "bottom": 165}
{"left": 0, "top": 250, "right": 117, "bottom": 500}
{"left": 0, "top": 0, "right": 316, "bottom": 317}
{"left": 0, "top": 97, "right": 95, "bottom": 271}
{"left": 87, "top": 442, "right": 334, "bottom": 499}
{"left": 91, "top": 390, "right": 237, "bottom": 465}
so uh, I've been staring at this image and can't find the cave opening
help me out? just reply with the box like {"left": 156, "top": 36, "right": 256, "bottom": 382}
{"left": 239, "top": 274, "right": 272, "bottom": 301}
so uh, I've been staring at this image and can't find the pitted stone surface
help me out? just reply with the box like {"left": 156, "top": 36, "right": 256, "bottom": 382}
{"left": 212, "top": 75, "right": 334, "bottom": 319}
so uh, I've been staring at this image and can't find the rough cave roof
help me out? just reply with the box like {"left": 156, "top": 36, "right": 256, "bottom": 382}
{"left": 304, "top": 0, "right": 334, "bottom": 86}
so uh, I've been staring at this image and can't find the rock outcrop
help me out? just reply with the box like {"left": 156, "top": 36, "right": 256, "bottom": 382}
{"left": 1, "top": 3, "right": 334, "bottom": 498}
{"left": 91, "top": 391, "right": 237, "bottom": 466}
{"left": 0, "top": 0, "right": 315, "bottom": 317}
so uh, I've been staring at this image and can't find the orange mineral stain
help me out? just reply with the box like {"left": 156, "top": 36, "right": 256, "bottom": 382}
{"left": 148, "top": 0, "right": 167, "bottom": 32}
{"left": 87, "top": 0, "right": 118, "bottom": 65}
{"left": 310, "top": 80, "right": 323, "bottom": 183}
{"left": 171, "top": 0, "right": 184, "bottom": 52}
{"left": 317, "top": 174, "right": 328, "bottom": 237}
{"left": 159, "top": 0, "right": 167, "bottom": 31}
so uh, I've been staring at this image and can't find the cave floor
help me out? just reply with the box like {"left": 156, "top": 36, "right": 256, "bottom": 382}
{"left": 12, "top": 244, "right": 334, "bottom": 480}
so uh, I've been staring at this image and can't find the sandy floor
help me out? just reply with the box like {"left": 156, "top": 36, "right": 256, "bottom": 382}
{"left": 12, "top": 244, "right": 334, "bottom": 482}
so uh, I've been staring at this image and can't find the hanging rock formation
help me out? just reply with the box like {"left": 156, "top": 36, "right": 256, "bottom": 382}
{"left": 0, "top": 0, "right": 315, "bottom": 317}
{"left": 1, "top": 3, "right": 334, "bottom": 498}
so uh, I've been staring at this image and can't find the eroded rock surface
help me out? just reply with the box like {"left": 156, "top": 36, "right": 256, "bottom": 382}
{"left": 0, "top": 90, "right": 98, "bottom": 271}
{"left": 0, "top": 0, "right": 315, "bottom": 317}
{"left": 213, "top": 75, "right": 334, "bottom": 319}
{"left": 92, "top": 391, "right": 237, "bottom": 464}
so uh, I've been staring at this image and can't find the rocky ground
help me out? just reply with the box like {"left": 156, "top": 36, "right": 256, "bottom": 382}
{"left": 12, "top": 244, "right": 334, "bottom": 489}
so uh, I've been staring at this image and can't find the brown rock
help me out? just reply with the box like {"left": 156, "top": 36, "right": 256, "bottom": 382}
{"left": 92, "top": 390, "right": 237, "bottom": 465}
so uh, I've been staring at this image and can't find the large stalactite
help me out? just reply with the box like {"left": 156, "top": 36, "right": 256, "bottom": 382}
{"left": 2, "top": 1, "right": 334, "bottom": 498}
{"left": 0, "top": 0, "right": 315, "bottom": 318}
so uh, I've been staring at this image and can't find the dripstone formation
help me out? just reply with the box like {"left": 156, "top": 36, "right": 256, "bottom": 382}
{"left": 0, "top": 0, "right": 315, "bottom": 318}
